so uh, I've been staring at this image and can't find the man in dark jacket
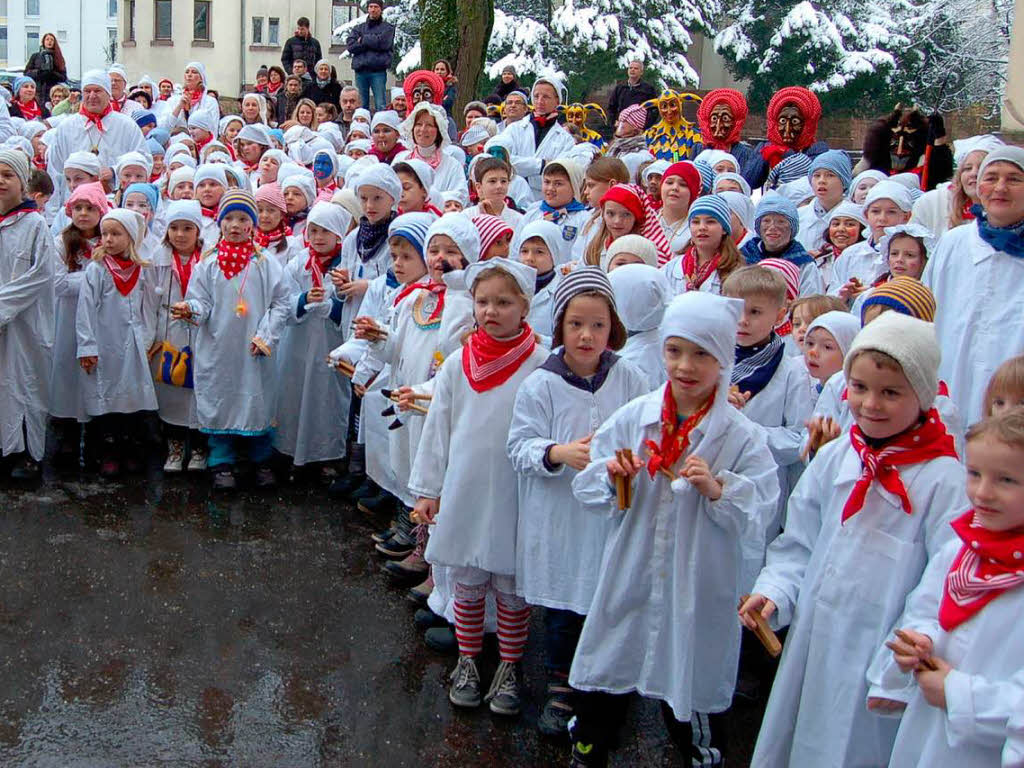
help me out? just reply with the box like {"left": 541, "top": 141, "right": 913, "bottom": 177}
{"left": 607, "top": 60, "right": 657, "bottom": 125}
{"left": 281, "top": 17, "right": 323, "bottom": 75}
{"left": 345, "top": 1, "right": 394, "bottom": 112}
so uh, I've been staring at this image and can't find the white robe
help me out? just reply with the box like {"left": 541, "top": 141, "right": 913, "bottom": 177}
{"left": 618, "top": 329, "right": 664, "bottom": 390}
{"left": 409, "top": 345, "right": 549, "bottom": 576}
{"left": 923, "top": 221, "right": 1024, "bottom": 424}
{"left": 749, "top": 436, "right": 967, "bottom": 768}
{"left": 0, "top": 210, "right": 54, "bottom": 458}
{"left": 508, "top": 354, "right": 648, "bottom": 613}
{"left": 149, "top": 246, "right": 200, "bottom": 428}
{"left": 660, "top": 257, "right": 723, "bottom": 297}
{"left": 504, "top": 118, "right": 576, "bottom": 196}
{"left": 1006, "top": 688, "right": 1024, "bottom": 767}
{"left": 183, "top": 252, "right": 290, "bottom": 433}
{"left": 527, "top": 275, "right": 558, "bottom": 348}
{"left": 463, "top": 202, "right": 523, "bottom": 228}
{"left": 828, "top": 240, "right": 881, "bottom": 295}
{"left": 866, "top": 538, "right": 1024, "bottom": 768}
{"left": 910, "top": 182, "right": 954, "bottom": 239}
{"left": 796, "top": 199, "right": 835, "bottom": 254}
{"left": 337, "top": 226, "right": 393, "bottom": 340}
{"left": 76, "top": 260, "right": 158, "bottom": 416}
{"left": 157, "top": 94, "right": 221, "bottom": 133}
{"left": 50, "top": 237, "right": 93, "bottom": 421}
{"left": 273, "top": 252, "right": 350, "bottom": 464}
{"left": 569, "top": 388, "right": 780, "bottom": 719}
{"left": 519, "top": 203, "right": 591, "bottom": 266}
{"left": 46, "top": 111, "right": 149, "bottom": 211}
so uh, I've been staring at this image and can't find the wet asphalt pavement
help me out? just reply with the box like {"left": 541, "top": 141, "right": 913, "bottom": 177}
{"left": 0, "top": 468, "right": 763, "bottom": 767}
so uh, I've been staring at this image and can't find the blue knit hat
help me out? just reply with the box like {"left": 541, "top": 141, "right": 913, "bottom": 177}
{"left": 217, "top": 189, "right": 258, "bottom": 225}
{"left": 807, "top": 149, "right": 853, "bottom": 192}
{"left": 134, "top": 110, "right": 157, "bottom": 130}
{"left": 148, "top": 128, "right": 170, "bottom": 148}
{"left": 692, "top": 158, "right": 715, "bottom": 194}
{"left": 123, "top": 182, "right": 160, "bottom": 212}
{"left": 388, "top": 211, "right": 436, "bottom": 260}
{"left": 12, "top": 76, "right": 34, "bottom": 96}
{"left": 688, "top": 193, "right": 733, "bottom": 235}
{"left": 146, "top": 137, "right": 165, "bottom": 157}
{"left": 754, "top": 191, "right": 800, "bottom": 237}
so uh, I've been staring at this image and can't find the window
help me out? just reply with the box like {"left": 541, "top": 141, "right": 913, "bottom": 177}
{"left": 125, "top": 0, "right": 135, "bottom": 41}
{"left": 332, "top": 1, "right": 359, "bottom": 45}
{"left": 108, "top": 0, "right": 117, "bottom": 17}
{"left": 0, "top": 27, "right": 7, "bottom": 64}
{"left": 193, "top": 0, "right": 209, "bottom": 41}
{"left": 25, "top": 25, "right": 38, "bottom": 53}
{"left": 154, "top": 0, "right": 171, "bottom": 40}
{"left": 106, "top": 28, "right": 117, "bottom": 63}
{"left": 251, "top": 16, "right": 262, "bottom": 44}
{"left": 24, "top": 0, "right": 38, "bottom": 16}
{"left": 268, "top": 16, "right": 279, "bottom": 45}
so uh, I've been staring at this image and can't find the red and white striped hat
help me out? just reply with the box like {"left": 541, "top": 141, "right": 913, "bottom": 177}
{"left": 757, "top": 257, "right": 800, "bottom": 302}
{"left": 472, "top": 214, "right": 514, "bottom": 257}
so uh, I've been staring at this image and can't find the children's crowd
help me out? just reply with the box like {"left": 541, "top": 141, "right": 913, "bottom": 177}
{"left": 1, "top": 60, "right": 1024, "bottom": 767}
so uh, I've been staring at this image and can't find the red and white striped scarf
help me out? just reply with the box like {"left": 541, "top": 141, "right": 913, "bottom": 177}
{"left": 461, "top": 324, "right": 536, "bottom": 393}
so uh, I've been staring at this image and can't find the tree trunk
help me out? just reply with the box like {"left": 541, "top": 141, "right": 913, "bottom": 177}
{"left": 419, "top": 0, "right": 494, "bottom": 119}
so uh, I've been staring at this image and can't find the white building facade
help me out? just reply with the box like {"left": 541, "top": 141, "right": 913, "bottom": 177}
{"left": 0, "top": 0, "right": 118, "bottom": 80}
{"left": 118, "top": 0, "right": 358, "bottom": 96}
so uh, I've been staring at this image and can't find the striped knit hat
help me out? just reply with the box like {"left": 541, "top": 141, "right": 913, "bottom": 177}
{"left": 757, "top": 257, "right": 800, "bottom": 301}
{"left": 619, "top": 104, "right": 647, "bottom": 131}
{"left": 388, "top": 211, "right": 436, "bottom": 259}
{"left": 692, "top": 158, "right": 715, "bottom": 194}
{"left": 767, "top": 152, "right": 812, "bottom": 189}
{"left": 472, "top": 214, "right": 514, "bottom": 257}
{"left": 254, "top": 182, "right": 287, "bottom": 214}
{"left": 551, "top": 266, "right": 625, "bottom": 349}
{"left": 217, "top": 189, "right": 258, "bottom": 226}
{"left": 687, "top": 194, "right": 733, "bottom": 235}
{"left": 861, "top": 276, "right": 936, "bottom": 322}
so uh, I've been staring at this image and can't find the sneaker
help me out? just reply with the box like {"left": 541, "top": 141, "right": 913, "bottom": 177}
{"left": 187, "top": 446, "right": 208, "bottom": 472}
{"left": 538, "top": 678, "right": 575, "bottom": 737}
{"left": 328, "top": 472, "right": 365, "bottom": 498}
{"left": 255, "top": 466, "right": 276, "bottom": 489}
{"left": 425, "top": 626, "right": 458, "bottom": 654}
{"left": 448, "top": 656, "right": 482, "bottom": 708}
{"left": 414, "top": 607, "right": 448, "bottom": 631}
{"left": 374, "top": 529, "right": 415, "bottom": 559}
{"left": 408, "top": 574, "right": 434, "bottom": 605}
{"left": 163, "top": 441, "right": 185, "bottom": 473}
{"left": 485, "top": 660, "right": 522, "bottom": 716}
{"left": 350, "top": 480, "right": 378, "bottom": 502}
{"left": 370, "top": 526, "right": 397, "bottom": 545}
{"left": 10, "top": 456, "right": 41, "bottom": 482}
{"left": 357, "top": 491, "right": 395, "bottom": 516}
{"left": 383, "top": 550, "right": 429, "bottom": 581}
{"left": 570, "top": 739, "right": 608, "bottom": 768}
{"left": 212, "top": 469, "right": 236, "bottom": 491}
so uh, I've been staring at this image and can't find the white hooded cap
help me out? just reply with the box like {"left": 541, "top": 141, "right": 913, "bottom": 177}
{"left": 102, "top": 208, "right": 147, "bottom": 250}
{"left": 608, "top": 263, "right": 669, "bottom": 332}
{"left": 65, "top": 151, "right": 102, "bottom": 176}
{"left": 465, "top": 257, "right": 537, "bottom": 300}
{"left": 307, "top": 200, "right": 353, "bottom": 239}
{"left": 806, "top": 310, "right": 861, "bottom": 360}
{"left": 353, "top": 163, "right": 402, "bottom": 208}
{"left": 193, "top": 163, "right": 228, "bottom": 189}
{"left": 426, "top": 212, "right": 482, "bottom": 264}
{"left": 165, "top": 199, "right": 203, "bottom": 229}
{"left": 513, "top": 220, "right": 565, "bottom": 266}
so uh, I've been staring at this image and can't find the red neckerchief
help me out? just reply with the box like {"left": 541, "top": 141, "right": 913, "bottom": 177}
{"left": 939, "top": 510, "right": 1024, "bottom": 631}
{"left": 18, "top": 99, "right": 41, "bottom": 120}
{"left": 187, "top": 87, "right": 205, "bottom": 109}
{"left": 111, "top": 95, "right": 125, "bottom": 113}
{"left": 644, "top": 384, "right": 715, "bottom": 479}
{"left": 104, "top": 254, "right": 141, "bottom": 296}
{"left": 393, "top": 280, "right": 446, "bottom": 323}
{"left": 216, "top": 239, "right": 254, "bottom": 280}
{"left": 760, "top": 143, "right": 790, "bottom": 169}
{"left": 961, "top": 201, "right": 976, "bottom": 222}
{"left": 201, "top": 206, "right": 219, "bottom": 221}
{"left": 80, "top": 103, "right": 112, "bottom": 133}
{"left": 171, "top": 247, "right": 201, "bottom": 296}
{"left": 461, "top": 324, "right": 536, "bottom": 393}
{"left": 149, "top": 170, "right": 162, "bottom": 183}
{"left": 533, "top": 112, "right": 557, "bottom": 128}
{"left": 32, "top": 155, "right": 46, "bottom": 171}
{"left": 304, "top": 243, "right": 342, "bottom": 289}
{"left": 872, "top": 272, "right": 891, "bottom": 288}
{"left": 194, "top": 133, "right": 213, "bottom": 154}
{"left": 682, "top": 246, "right": 720, "bottom": 291}
{"left": 253, "top": 222, "right": 292, "bottom": 248}
{"left": 842, "top": 408, "right": 958, "bottom": 523}
{"left": 267, "top": 81, "right": 282, "bottom": 95}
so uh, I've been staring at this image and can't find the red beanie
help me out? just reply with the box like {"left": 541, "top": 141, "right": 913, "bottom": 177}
{"left": 662, "top": 161, "right": 702, "bottom": 202}
{"left": 696, "top": 89, "right": 748, "bottom": 150}
{"left": 599, "top": 184, "right": 644, "bottom": 223}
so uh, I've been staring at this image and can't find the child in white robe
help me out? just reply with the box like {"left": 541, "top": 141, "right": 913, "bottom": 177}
{"left": 607, "top": 263, "right": 668, "bottom": 390}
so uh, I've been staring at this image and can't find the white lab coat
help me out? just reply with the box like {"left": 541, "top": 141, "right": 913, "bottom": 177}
{"left": 910, "top": 182, "right": 954, "bottom": 239}
{"left": 619, "top": 329, "right": 664, "bottom": 390}
{"left": 796, "top": 199, "right": 834, "bottom": 254}
{"left": 0, "top": 210, "right": 55, "bottom": 459}
{"left": 149, "top": 245, "right": 200, "bottom": 428}
{"left": 504, "top": 118, "right": 576, "bottom": 196}
{"left": 183, "top": 251, "right": 290, "bottom": 433}
{"left": 749, "top": 436, "right": 967, "bottom": 768}
{"left": 46, "top": 111, "right": 148, "bottom": 210}
{"left": 393, "top": 149, "right": 468, "bottom": 199}
{"left": 569, "top": 388, "right": 780, "bottom": 720}
{"left": 865, "top": 538, "right": 1024, "bottom": 768}
{"left": 273, "top": 251, "right": 350, "bottom": 465}
{"left": 508, "top": 354, "right": 648, "bottom": 613}
{"left": 76, "top": 260, "right": 158, "bottom": 416}
{"left": 1006, "top": 687, "right": 1024, "bottom": 767}
{"left": 923, "top": 221, "right": 1024, "bottom": 424}
{"left": 337, "top": 226, "right": 392, "bottom": 339}
{"left": 527, "top": 275, "right": 559, "bottom": 348}
{"left": 409, "top": 344, "right": 549, "bottom": 575}
{"left": 829, "top": 240, "right": 881, "bottom": 295}
{"left": 660, "top": 256, "right": 723, "bottom": 297}
{"left": 463, "top": 203, "right": 523, "bottom": 229}
{"left": 50, "top": 236, "right": 94, "bottom": 421}
{"left": 519, "top": 203, "right": 591, "bottom": 266}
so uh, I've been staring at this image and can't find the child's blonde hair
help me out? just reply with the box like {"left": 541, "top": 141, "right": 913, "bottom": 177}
{"left": 790, "top": 294, "right": 848, "bottom": 324}
{"left": 966, "top": 409, "right": 1024, "bottom": 452}
{"left": 984, "top": 355, "right": 1024, "bottom": 416}
{"left": 93, "top": 219, "right": 145, "bottom": 265}
{"left": 584, "top": 215, "right": 643, "bottom": 267}
{"left": 722, "top": 265, "right": 787, "bottom": 305}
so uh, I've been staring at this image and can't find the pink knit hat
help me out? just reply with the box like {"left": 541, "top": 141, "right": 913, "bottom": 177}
{"left": 65, "top": 181, "right": 111, "bottom": 217}
{"left": 619, "top": 104, "right": 647, "bottom": 132}
{"left": 757, "top": 257, "right": 800, "bottom": 301}
{"left": 472, "top": 214, "right": 514, "bottom": 257}
{"left": 254, "top": 182, "right": 287, "bottom": 213}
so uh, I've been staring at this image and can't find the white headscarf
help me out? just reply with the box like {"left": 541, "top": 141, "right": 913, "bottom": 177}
{"left": 465, "top": 257, "right": 537, "bottom": 300}
{"left": 513, "top": 220, "right": 565, "bottom": 266}
{"left": 102, "top": 208, "right": 147, "bottom": 250}
{"left": 307, "top": 200, "right": 353, "bottom": 239}
{"left": 426, "top": 212, "right": 481, "bottom": 264}
{"left": 805, "top": 310, "right": 861, "bottom": 359}
{"left": 608, "top": 263, "right": 669, "bottom": 332}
